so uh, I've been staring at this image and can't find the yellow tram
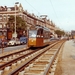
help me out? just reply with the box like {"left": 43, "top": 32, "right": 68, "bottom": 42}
{"left": 28, "top": 25, "right": 51, "bottom": 47}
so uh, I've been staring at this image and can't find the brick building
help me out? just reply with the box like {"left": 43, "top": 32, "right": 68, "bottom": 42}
{"left": 0, "top": 3, "right": 56, "bottom": 39}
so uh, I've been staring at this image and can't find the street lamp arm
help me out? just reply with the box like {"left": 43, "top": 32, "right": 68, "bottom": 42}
{"left": 15, "top": 2, "right": 19, "bottom": 4}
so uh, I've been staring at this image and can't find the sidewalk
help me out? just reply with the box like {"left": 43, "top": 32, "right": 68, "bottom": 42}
{"left": 55, "top": 40, "right": 75, "bottom": 75}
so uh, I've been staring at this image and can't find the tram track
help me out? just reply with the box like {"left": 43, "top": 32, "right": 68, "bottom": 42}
{"left": 9, "top": 40, "right": 65, "bottom": 75}
{"left": 0, "top": 40, "right": 56, "bottom": 65}
{"left": 0, "top": 48, "right": 33, "bottom": 65}
{"left": 0, "top": 40, "right": 65, "bottom": 75}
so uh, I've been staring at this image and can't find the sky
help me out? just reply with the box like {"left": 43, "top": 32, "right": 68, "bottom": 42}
{"left": 0, "top": 0, "right": 75, "bottom": 32}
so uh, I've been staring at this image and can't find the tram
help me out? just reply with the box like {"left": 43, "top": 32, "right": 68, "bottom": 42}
{"left": 28, "top": 25, "right": 51, "bottom": 47}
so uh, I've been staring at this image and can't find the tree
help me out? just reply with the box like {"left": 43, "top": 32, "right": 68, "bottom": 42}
{"left": 16, "top": 16, "right": 27, "bottom": 31}
{"left": 54, "top": 30, "right": 65, "bottom": 37}
{"left": 7, "top": 15, "right": 15, "bottom": 32}
{"left": 7, "top": 15, "right": 27, "bottom": 32}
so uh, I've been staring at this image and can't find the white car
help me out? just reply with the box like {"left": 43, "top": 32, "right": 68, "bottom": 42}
{"left": 8, "top": 38, "right": 20, "bottom": 46}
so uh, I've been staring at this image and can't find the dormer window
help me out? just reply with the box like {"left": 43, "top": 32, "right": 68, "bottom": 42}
{"left": 19, "top": 7, "right": 22, "bottom": 11}
{"left": 7, "top": 8, "right": 11, "bottom": 11}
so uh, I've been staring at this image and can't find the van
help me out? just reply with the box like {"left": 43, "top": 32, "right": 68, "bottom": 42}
{"left": 20, "top": 37, "right": 27, "bottom": 44}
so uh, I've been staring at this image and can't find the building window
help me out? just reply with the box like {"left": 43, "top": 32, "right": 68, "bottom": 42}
{"left": 0, "top": 24, "right": 2, "bottom": 28}
{"left": 3, "top": 16, "right": 6, "bottom": 21}
{"left": 0, "top": 16, "right": 2, "bottom": 21}
{"left": 4, "top": 32, "right": 6, "bottom": 36}
{"left": 0, "top": 32, "right": 2, "bottom": 35}
{"left": 3, "top": 24, "right": 6, "bottom": 28}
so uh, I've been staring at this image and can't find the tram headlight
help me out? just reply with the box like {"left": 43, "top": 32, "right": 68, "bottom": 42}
{"left": 37, "top": 35, "right": 40, "bottom": 37}
{"left": 29, "top": 38, "right": 36, "bottom": 42}
{"left": 31, "top": 40, "right": 34, "bottom": 42}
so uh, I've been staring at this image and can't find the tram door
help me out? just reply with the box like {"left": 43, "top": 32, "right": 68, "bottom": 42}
{"left": 36, "top": 29, "right": 43, "bottom": 47}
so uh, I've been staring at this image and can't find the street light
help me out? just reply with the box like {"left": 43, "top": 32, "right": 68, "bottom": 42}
{"left": 14, "top": 2, "right": 19, "bottom": 40}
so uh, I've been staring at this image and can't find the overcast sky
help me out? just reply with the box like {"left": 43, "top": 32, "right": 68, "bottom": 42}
{"left": 0, "top": 0, "right": 75, "bottom": 32}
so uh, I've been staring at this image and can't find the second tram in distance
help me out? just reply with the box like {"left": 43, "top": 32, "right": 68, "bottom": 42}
{"left": 28, "top": 25, "right": 51, "bottom": 47}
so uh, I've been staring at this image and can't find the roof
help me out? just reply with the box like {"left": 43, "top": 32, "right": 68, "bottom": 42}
{"left": 30, "top": 25, "right": 50, "bottom": 32}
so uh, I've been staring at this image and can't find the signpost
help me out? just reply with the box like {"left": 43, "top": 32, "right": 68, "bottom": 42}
{"left": 1, "top": 37, "right": 4, "bottom": 53}
{"left": 12, "top": 32, "right": 17, "bottom": 39}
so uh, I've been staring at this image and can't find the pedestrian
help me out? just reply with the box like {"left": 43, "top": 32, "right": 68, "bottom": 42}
{"left": 2, "top": 38, "right": 4, "bottom": 47}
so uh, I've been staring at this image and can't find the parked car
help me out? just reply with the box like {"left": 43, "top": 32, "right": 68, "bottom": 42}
{"left": 50, "top": 37, "right": 59, "bottom": 41}
{"left": 8, "top": 38, "right": 20, "bottom": 46}
{"left": 20, "top": 37, "right": 27, "bottom": 44}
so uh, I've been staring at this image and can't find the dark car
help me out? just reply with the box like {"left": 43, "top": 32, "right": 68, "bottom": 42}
{"left": 20, "top": 37, "right": 27, "bottom": 44}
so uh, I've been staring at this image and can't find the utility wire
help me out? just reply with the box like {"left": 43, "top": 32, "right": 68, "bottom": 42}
{"left": 49, "top": 0, "right": 61, "bottom": 26}
{"left": 25, "top": 0, "right": 61, "bottom": 27}
{"left": 49, "top": 0, "right": 58, "bottom": 19}
{"left": 25, "top": 0, "right": 41, "bottom": 15}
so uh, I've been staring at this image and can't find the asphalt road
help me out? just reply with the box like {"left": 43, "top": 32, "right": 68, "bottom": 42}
{"left": 0, "top": 45, "right": 26, "bottom": 54}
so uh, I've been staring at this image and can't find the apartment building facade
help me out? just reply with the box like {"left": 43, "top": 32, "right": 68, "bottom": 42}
{"left": 0, "top": 3, "right": 56, "bottom": 39}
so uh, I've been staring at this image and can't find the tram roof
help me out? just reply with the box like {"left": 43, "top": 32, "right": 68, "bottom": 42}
{"left": 43, "top": 26, "right": 50, "bottom": 31}
{"left": 35, "top": 25, "right": 50, "bottom": 31}
{"left": 30, "top": 25, "right": 50, "bottom": 31}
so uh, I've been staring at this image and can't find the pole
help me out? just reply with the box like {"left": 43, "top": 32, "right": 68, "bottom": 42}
{"left": 2, "top": 44, "right": 4, "bottom": 53}
{"left": 15, "top": 4, "right": 16, "bottom": 41}
{"left": 1, "top": 37, "right": 4, "bottom": 53}
{"left": 14, "top": 2, "right": 19, "bottom": 40}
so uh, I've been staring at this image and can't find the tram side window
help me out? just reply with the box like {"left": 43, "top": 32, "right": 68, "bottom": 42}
{"left": 44, "top": 32, "right": 49, "bottom": 38}
{"left": 37, "top": 29, "right": 43, "bottom": 35}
